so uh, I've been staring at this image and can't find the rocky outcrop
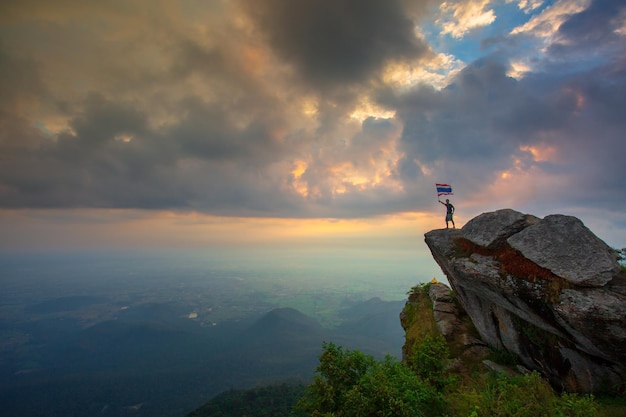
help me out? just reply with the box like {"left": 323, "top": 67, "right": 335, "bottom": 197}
{"left": 428, "top": 283, "right": 461, "bottom": 340}
{"left": 400, "top": 280, "right": 492, "bottom": 377}
{"left": 424, "top": 209, "right": 626, "bottom": 393}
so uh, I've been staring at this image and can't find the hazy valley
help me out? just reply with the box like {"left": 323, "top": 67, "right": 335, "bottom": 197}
{"left": 0, "top": 249, "right": 421, "bottom": 417}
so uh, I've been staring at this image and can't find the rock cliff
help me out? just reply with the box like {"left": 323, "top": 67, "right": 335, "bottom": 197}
{"left": 423, "top": 209, "right": 626, "bottom": 393}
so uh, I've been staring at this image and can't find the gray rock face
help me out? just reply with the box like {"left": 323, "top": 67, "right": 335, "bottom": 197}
{"left": 461, "top": 209, "right": 539, "bottom": 249}
{"left": 424, "top": 209, "right": 626, "bottom": 393}
{"left": 428, "top": 283, "right": 460, "bottom": 340}
{"left": 507, "top": 215, "right": 620, "bottom": 286}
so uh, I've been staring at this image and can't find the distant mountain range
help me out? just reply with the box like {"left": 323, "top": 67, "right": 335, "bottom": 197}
{"left": 1, "top": 298, "right": 406, "bottom": 417}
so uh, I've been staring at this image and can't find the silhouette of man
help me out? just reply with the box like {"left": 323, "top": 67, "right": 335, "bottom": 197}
{"left": 439, "top": 198, "right": 455, "bottom": 229}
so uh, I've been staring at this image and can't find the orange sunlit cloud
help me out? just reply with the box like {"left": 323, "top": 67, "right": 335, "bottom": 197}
{"left": 241, "top": 44, "right": 269, "bottom": 76}
{"left": 291, "top": 160, "right": 309, "bottom": 197}
{"left": 439, "top": 0, "right": 496, "bottom": 39}
{"left": 519, "top": 144, "right": 558, "bottom": 163}
{"left": 466, "top": 144, "right": 564, "bottom": 212}
{"left": 350, "top": 96, "right": 396, "bottom": 121}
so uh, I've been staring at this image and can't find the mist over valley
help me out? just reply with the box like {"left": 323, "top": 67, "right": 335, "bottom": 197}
{"left": 0, "top": 248, "right": 431, "bottom": 417}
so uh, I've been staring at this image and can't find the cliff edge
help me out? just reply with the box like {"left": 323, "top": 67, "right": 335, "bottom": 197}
{"left": 422, "top": 208, "right": 626, "bottom": 393}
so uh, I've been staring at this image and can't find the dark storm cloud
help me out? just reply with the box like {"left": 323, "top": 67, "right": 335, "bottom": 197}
{"left": 166, "top": 96, "right": 279, "bottom": 161}
{"left": 68, "top": 93, "right": 149, "bottom": 146}
{"left": 538, "top": 0, "right": 626, "bottom": 205}
{"left": 0, "top": 46, "right": 45, "bottom": 104}
{"left": 1, "top": 90, "right": 183, "bottom": 208}
{"left": 0, "top": 47, "right": 49, "bottom": 151}
{"left": 0, "top": 3, "right": 310, "bottom": 216}
{"left": 239, "top": 0, "right": 431, "bottom": 90}
{"left": 169, "top": 37, "right": 266, "bottom": 98}
{"left": 552, "top": 0, "right": 626, "bottom": 55}
{"left": 394, "top": 58, "right": 520, "bottom": 168}
{"left": 0, "top": 84, "right": 300, "bottom": 214}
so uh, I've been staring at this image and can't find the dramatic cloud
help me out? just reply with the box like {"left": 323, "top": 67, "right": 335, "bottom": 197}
{"left": 394, "top": 0, "right": 626, "bottom": 214}
{"left": 238, "top": 0, "right": 432, "bottom": 91}
{"left": 0, "top": 0, "right": 624, "bottom": 247}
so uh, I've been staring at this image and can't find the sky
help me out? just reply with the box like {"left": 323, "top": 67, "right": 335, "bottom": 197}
{"left": 1, "top": 0, "right": 625, "bottom": 258}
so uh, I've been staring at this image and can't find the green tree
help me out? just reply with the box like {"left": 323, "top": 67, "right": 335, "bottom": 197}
{"left": 616, "top": 248, "right": 626, "bottom": 272}
{"left": 407, "top": 334, "right": 450, "bottom": 390}
{"left": 295, "top": 342, "right": 444, "bottom": 417}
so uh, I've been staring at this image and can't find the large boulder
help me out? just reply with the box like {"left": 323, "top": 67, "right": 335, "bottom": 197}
{"left": 507, "top": 214, "right": 620, "bottom": 287}
{"left": 461, "top": 208, "right": 539, "bottom": 249}
{"left": 424, "top": 209, "right": 626, "bottom": 393}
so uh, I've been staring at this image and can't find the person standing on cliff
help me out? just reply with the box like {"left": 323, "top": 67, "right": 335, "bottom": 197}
{"left": 439, "top": 198, "right": 455, "bottom": 229}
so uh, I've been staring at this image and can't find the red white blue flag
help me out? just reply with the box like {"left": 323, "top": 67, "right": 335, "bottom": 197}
{"left": 436, "top": 183, "right": 453, "bottom": 196}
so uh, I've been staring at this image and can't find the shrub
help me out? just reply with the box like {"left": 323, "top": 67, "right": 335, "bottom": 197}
{"left": 553, "top": 392, "right": 599, "bottom": 417}
{"left": 407, "top": 282, "right": 431, "bottom": 298}
{"left": 616, "top": 248, "right": 626, "bottom": 273}
{"left": 448, "top": 371, "right": 599, "bottom": 417}
{"left": 296, "top": 342, "right": 445, "bottom": 417}
{"left": 487, "top": 349, "right": 519, "bottom": 367}
{"left": 407, "top": 334, "right": 451, "bottom": 390}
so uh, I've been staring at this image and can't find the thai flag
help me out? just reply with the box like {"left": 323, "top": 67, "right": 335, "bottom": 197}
{"left": 436, "top": 183, "right": 453, "bottom": 196}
